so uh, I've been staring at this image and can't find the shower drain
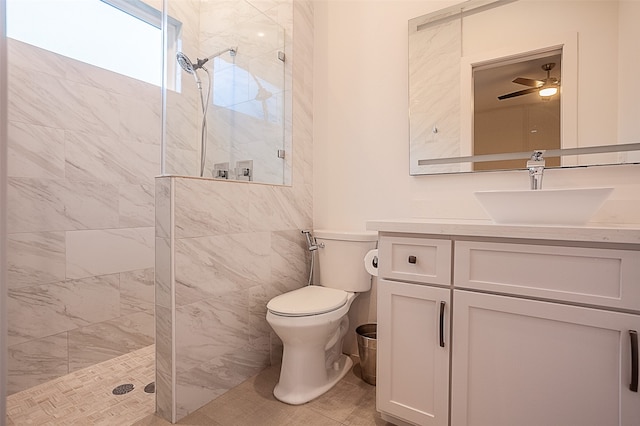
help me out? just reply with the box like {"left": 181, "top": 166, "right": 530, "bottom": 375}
{"left": 144, "top": 382, "right": 155, "bottom": 393}
{"left": 112, "top": 383, "right": 135, "bottom": 395}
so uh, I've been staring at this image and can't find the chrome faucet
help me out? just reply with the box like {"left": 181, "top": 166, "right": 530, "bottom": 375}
{"left": 527, "top": 150, "right": 545, "bottom": 190}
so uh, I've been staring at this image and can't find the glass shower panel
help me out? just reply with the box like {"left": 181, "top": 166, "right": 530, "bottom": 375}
{"left": 164, "top": 1, "right": 286, "bottom": 185}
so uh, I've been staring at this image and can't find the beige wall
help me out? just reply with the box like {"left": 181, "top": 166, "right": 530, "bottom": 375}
{"left": 1, "top": 0, "right": 8, "bottom": 419}
{"left": 313, "top": 0, "right": 640, "bottom": 231}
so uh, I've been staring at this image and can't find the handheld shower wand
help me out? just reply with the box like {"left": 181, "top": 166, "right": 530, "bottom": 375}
{"left": 176, "top": 52, "right": 202, "bottom": 87}
{"left": 175, "top": 47, "right": 238, "bottom": 177}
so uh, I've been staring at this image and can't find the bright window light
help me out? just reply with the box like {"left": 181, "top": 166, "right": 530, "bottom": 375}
{"left": 6, "top": 0, "right": 178, "bottom": 87}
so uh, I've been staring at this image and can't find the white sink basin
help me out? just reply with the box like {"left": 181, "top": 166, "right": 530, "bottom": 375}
{"left": 474, "top": 188, "right": 613, "bottom": 225}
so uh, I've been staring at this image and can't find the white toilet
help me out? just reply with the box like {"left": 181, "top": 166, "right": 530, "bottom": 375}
{"left": 266, "top": 230, "right": 377, "bottom": 405}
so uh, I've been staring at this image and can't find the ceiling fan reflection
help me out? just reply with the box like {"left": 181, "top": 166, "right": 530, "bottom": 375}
{"left": 498, "top": 62, "right": 560, "bottom": 100}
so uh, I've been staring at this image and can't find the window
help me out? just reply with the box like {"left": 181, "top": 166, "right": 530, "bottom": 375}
{"left": 6, "top": 0, "right": 180, "bottom": 88}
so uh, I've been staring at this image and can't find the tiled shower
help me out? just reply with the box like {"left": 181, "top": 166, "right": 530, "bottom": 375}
{"left": 6, "top": 38, "right": 158, "bottom": 394}
{"left": 5, "top": 0, "right": 314, "bottom": 423}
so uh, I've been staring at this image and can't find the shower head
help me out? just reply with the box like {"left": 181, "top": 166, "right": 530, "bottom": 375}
{"left": 177, "top": 48, "right": 237, "bottom": 75}
{"left": 176, "top": 52, "right": 195, "bottom": 74}
{"left": 177, "top": 47, "right": 237, "bottom": 88}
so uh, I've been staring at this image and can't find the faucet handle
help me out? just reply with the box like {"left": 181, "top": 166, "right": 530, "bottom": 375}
{"left": 531, "top": 150, "right": 545, "bottom": 160}
{"left": 527, "top": 150, "right": 546, "bottom": 167}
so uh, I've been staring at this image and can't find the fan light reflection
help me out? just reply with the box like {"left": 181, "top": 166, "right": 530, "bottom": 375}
{"left": 539, "top": 86, "right": 558, "bottom": 97}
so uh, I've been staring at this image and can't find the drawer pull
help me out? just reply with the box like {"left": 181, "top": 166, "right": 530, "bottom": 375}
{"left": 439, "top": 301, "right": 446, "bottom": 348}
{"left": 631, "top": 330, "right": 638, "bottom": 392}
{"left": 408, "top": 255, "right": 417, "bottom": 264}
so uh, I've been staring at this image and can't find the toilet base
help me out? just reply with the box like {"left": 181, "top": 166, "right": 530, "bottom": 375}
{"left": 273, "top": 354, "right": 353, "bottom": 405}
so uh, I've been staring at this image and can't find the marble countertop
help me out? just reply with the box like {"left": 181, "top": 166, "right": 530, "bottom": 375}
{"left": 366, "top": 218, "right": 640, "bottom": 245}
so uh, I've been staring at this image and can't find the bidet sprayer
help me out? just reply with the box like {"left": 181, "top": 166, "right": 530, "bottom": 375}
{"left": 301, "top": 230, "right": 323, "bottom": 251}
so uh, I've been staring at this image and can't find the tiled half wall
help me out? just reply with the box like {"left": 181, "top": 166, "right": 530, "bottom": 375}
{"left": 155, "top": 176, "right": 312, "bottom": 421}
{"left": 155, "top": 0, "right": 313, "bottom": 420}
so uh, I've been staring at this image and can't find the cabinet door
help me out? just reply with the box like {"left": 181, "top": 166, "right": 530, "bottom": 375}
{"left": 377, "top": 279, "right": 450, "bottom": 426}
{"left": 451, "top": 290, "right": 640, "bottom": 426}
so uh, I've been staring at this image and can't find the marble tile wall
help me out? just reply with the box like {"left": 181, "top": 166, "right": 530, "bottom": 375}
{"left": 154, "top": 177, "right": 173, "bottom": 421}
{"left": 409, "top": 17, "right": 462, "bottom": 175}
{"left": 6, "top": 38, "right": 160, "bottom": 394}
{"left": 155, "top": 177, "right": 312, "bottom": 421}
{"left": 155, "top": 0, "right": 313, "bottom": 421}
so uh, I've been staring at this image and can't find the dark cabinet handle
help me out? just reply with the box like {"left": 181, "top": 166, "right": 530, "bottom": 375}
{"left": 408, "top": 255, "right": 417, "bottom": 264}
{"left": 631, "top": 330, "right": 638, "bottom": 392}
{"left": 439, "top": 301, "right": 446, "bottom": 348}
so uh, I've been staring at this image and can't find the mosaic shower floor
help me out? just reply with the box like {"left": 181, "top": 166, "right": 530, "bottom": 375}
{"left": 6, "top": 344, "right": 155, "bottom": 426}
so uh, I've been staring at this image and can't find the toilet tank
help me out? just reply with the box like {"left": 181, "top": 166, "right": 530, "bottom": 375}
{"left": 314, "top": 230, "right": 378, "bottom": 292}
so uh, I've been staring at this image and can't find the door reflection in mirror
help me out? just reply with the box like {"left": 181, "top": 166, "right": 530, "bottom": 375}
{"left": 473, "top": 52, "right": 561, "bottom": 171}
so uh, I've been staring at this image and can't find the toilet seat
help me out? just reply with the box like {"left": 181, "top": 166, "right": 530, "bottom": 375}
{"left": 267, "top": 286, "right": 348, "bottom": 317}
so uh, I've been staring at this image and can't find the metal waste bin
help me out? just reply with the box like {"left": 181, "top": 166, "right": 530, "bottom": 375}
{"left": 356, "top": 323, "right": 377, "bottom": 385}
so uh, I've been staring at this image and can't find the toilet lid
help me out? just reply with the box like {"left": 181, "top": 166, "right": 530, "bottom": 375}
{"left": 267, "top": 286, "right": 348, "bottom": 317}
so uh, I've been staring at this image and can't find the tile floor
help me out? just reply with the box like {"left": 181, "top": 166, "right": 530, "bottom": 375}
{"left": 134, "top": 360, "right": 390, "bottom": 426}
{"left": 6, "top": 346, "right": 390, "bottom": 426}
{"left": 6, "top": 345, "right": 156, "bottom": 426}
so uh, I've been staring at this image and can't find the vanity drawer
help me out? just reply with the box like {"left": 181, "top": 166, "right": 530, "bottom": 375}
{"left": 454, "top": 240, "right": 640, "bottom": 311}
{"left": 379, "top": 236, "right": 451, "bottom": 285}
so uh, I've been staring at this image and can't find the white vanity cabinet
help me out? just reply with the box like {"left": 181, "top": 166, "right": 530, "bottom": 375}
{"left": 371, "top": 223, "right": 640, "bottom": 426}
{"left": 451, "top": 290, "right": 640, "bottom": 426}
{"left": 376, "top": 236, "right": 452, "bottom": 426}
{"left": 451, "top": 240, "right": 640, "bottom": 426}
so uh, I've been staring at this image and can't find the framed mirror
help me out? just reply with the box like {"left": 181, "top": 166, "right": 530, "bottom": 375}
{"left": 409, "top": 0, "right": 640, "bottom": 175}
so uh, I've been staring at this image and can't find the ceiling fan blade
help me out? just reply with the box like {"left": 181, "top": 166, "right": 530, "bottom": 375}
{"left": 498, "top": 87, "right": 540, "bottom": 100}
{"left": 513, "top": 77, "right": 544, "bottom": 87}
